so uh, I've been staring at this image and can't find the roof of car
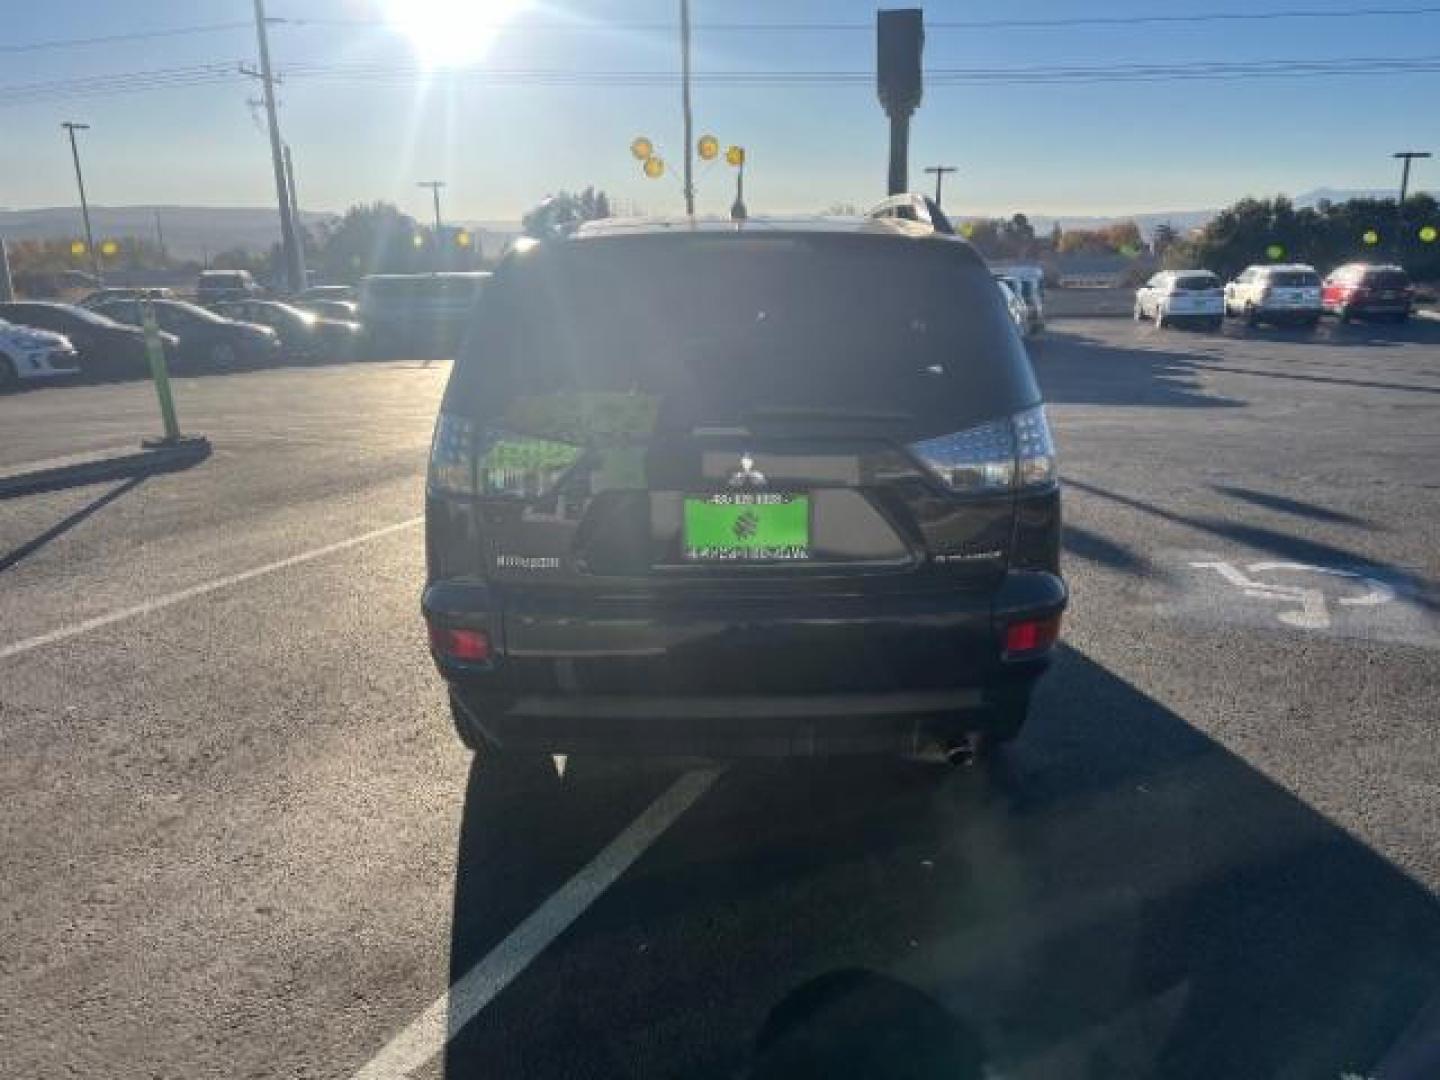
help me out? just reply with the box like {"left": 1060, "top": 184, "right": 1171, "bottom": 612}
{"left": 571, "top": 214, "right": 956, "bottom": 242}
{"left": 1254, "top": 263, "right": 1318, "bottom": 273}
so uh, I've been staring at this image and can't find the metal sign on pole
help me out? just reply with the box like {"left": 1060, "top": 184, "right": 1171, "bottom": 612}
{"left": 679, "top": 0, "right": 696, "bottom": 216}
{"left": 876, "top": 9, "right": 925, "bottom": 196}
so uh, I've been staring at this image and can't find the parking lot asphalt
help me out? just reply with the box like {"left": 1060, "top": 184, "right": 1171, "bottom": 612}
{"left": 2, "top": 319, "right": 1439, "bottom": 1079}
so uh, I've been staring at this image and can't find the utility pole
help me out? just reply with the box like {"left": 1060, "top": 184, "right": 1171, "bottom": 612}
{"left": 154, "top": 210, "right": 167, "bottom": 263}
{"left": 248, "top": 0, "right": 305, "bottom": 293}
{"left": 418, "top": 180, "right": 446, "bottom": 270}
{"left": 1394, "top": 150, "right": 1432, "bottom": 205}
{"left": 924, "top": 165, "right": 957, "bottom": 209}
{"left": 61, "top": 122, "right": 100, "bottom": 281}
{"left": 283, "top": 144, "right": 302, "bottom": 241}
{"left": 0, "top": 238, "right": 14, "bottom": 302}
{"left": 679, "top": 0, "right": 695, "bottom": 216}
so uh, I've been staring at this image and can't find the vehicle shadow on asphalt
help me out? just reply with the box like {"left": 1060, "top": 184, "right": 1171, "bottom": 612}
{"left": 0, "top": 474, "right": 147, "bottom": 573}
{"left": 440, "top": 645, "right": 1440, "bottom": 1079}
{"left": 1067, "top": 476, "right": 1439, "bottom": 614}
{"left": 1033, "top": 330, "right": 1244, "bottom": 410}
{"left": 1234, "top": 318, "right": 1440, "bottom": 350}
{"left": 1212, "top": 484, "right": 1376, "bottom": 529}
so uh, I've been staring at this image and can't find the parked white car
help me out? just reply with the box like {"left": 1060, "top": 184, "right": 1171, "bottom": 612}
{"left": 1224, "top": 264, "right": 1323, "bottom": 327}
{"left": 994, "top": 276, "right": 1032, "bottom": 338}
{"left": 0, "top": 318, "right": 81, "bottom": 390}
{"left": 992, "top": 264, "right": 1045, "bottom": 334}
{"left": 1134, "top": 270, "right": 1225, "bottom": 330}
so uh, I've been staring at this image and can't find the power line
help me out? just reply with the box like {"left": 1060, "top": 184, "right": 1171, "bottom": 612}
{"left": 7, "top": 53, "right": 1440, "bottom": 107}
{"left": 271, "top": 4, "right": 1440, "bottom": 32}
{"left": 0, "top": 21, "right": 252, "bottom": 54}
{"left": 8, "top": 4, "right": 1440, "bottom": 57}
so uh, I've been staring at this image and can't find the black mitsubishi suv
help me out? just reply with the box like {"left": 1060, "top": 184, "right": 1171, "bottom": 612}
{"left": 423, "top": 216, "right": 1065, "bottom": 758}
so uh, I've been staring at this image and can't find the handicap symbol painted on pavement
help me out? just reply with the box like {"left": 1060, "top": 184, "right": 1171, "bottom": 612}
{"left": 1189, "top": 560, "right": 1396, "bottom": 630}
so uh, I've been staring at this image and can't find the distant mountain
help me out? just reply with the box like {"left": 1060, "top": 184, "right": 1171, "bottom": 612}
{"left": 1027, "top": 210, "right": 1220, "bottom": 239}
{"left": 960, "top": 209, "right": 1220, "bottom": 241}
{"left": 0, "top": 205, "right": 521, "bottom": 261}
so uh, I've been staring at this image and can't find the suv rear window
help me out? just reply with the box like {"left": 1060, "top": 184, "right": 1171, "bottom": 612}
{"left": 1268, "top": 271, "right": 1321, "bottom": 287}
{"left": 1364, "top": 270, "right": 1410, "bottom": 289}
{"left": 363, "top": 276, "right": 485, "bottom": 302}
{"left": 1173, "top": 274, "right": 1219, "bottom": 291}
{"left": 447, "top": 234, "right": 1038, "bottom": 442}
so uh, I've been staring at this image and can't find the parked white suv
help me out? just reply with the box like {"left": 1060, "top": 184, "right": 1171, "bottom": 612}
{"left": 1224, "top": 264, "right": 1323, "bottom": 327}
{"left": 0, "top": 318, "right": 81, "bottom": 390}
{"left": 1135, "top": 270, "right": 1224, "bottom": 330}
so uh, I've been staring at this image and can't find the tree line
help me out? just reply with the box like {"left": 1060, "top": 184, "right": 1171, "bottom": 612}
{"left": 8, "top": 189, "right": 1437, "bottom": 296}
{"left": 1165, "top": 194, "right": 1440, "bottom": 280}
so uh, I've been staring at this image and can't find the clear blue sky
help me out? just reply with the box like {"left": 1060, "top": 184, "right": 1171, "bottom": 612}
{"left": 2, "top": 0, "right": 1437, "bottom": 222}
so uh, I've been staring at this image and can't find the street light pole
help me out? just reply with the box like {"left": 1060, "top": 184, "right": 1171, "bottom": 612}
{"left": 679, "top": 0, "right": 695, "bottom": 216}
{"left": 418, "top": 181, "right": 446, "bottom": 270}
{"left": 923, "top": 165, "right": 957, "bottom": 209}
{"left": 61, "top": 122, "right": 100, "bottom": 281}
{"left": 1394, "top": 150, "right": 1432, "bottom": 205}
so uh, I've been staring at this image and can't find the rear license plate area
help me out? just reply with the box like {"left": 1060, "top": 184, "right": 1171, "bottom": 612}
{"left": 683, "top": 493, "right": 812, "bottom": 562}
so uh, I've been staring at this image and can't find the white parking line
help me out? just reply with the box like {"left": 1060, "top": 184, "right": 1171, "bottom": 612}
{"left": 0, "top": 517, "right": 422, "bottom": 662}
{"left": 350, "top": 767, "right": 723, "bottom": 1080}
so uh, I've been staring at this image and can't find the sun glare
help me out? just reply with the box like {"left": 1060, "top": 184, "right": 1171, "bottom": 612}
{"left": 383, "top": 0, "right": 529, "bottom": 68}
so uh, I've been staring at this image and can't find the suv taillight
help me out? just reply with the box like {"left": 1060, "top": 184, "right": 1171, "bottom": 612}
{"left": 427, "top": 413, "right": 584, "bottom": 499}
{"left": 909, "top": 405, "right": 1057, "bottom": 495}
{"left": 428, "top": 412, "right": 477, "bottom": 497}
{"left": 476, "top": 430, "right": 582, "bottom": 499}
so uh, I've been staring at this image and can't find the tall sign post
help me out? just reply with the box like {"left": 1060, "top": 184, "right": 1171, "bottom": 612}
{"left": 876, "top": 10, "right": 924, "bottom": 196}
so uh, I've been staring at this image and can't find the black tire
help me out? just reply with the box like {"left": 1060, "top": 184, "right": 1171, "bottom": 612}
{"left": 1204, "top": 316, "right": 1224, "bottom": 332}
{"left": 1244, "top": 305, "right": 1260, "bottom": 328}
{"left": 979, "top": 685, "right": 1032, "bottom": 750}
{"left": 1155, "top": 309, "right": 1168, "bottom": 330}
{"left": 1338, "top": 306, "right": 1353, "bottom": 324}
{"left": 448, "top": 692, "right": 555, "bottom": 772}
{"left": 0, "top": 355, "right": 17, "bottom": 392}
{"left": 449, "top": 692, "right": 486, "bottom": 752}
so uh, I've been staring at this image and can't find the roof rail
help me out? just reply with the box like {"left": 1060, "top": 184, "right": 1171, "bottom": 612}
{"left": 864, "top": 193, "right": 956, "bottom": 236}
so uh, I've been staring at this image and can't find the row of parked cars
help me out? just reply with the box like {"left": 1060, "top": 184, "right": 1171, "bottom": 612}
{"left": 1133, "top": 262, "right": 1419, "bottom": 330}
{"left": 0, "top": 271, "right": 492, "bottom": 389}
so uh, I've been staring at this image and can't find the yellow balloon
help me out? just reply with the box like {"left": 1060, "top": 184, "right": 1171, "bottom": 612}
{"left": 1421, "top": 225, "right": 1439, "bottom": 244}
{"left": 697, "top": 135, "right": 719, "bottom": 161}
{"left": 725, "top": 145, "right": 745, "bottom": 167}
{"left": 630, "top": 136, "right": 654, "bottom": 161}
{"left": 100, "top": 240, "right": 119, "bottom": 256}
{"left": 70, "top": 240, "right": 86, "bottom": 256}
{"left": 1362, "top": 229, "right": 1380, "bottom": 246}
{"left": 643, "top": 156, "right": 665, "bottom": 179}
{"left": 1265, "top": 244, "right": 1285, "bottom": 260}
{"left": 456, "top": 230, "right": 472, "bottom": 248}
{"left": 412, "top": 234, "right": 425, "bottom": 248}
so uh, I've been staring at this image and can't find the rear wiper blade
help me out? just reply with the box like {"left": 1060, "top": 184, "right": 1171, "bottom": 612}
{"left": 747, "top": 405, "right": 915, "bottom": 422}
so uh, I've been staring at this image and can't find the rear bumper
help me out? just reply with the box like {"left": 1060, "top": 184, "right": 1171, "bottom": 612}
{"left": 1255, "top": 306, "right": 1321, "bottom": 323}
{"left": 1162, "top": 309, "right": 1223, "bottom": 325}
{"left": 425, "top": 570, "right": 1066, "bottom": 754}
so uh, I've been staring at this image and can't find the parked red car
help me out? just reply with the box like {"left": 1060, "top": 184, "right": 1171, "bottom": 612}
{"left": 1322, "top": 264, "right": 1415, "bottom": 324}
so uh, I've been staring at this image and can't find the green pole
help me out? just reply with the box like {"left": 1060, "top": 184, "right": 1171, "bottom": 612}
{"left": 141, "top": 298, "right": 181, "bottom": 443}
